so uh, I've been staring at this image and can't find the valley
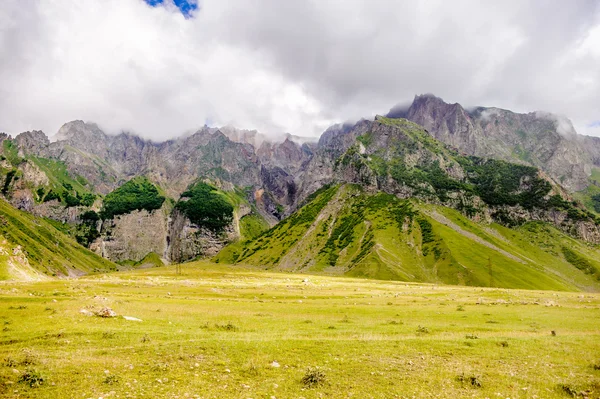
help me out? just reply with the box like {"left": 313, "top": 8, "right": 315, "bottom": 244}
{"left": 0, "top": 263, "right": 599, "bottom": 398}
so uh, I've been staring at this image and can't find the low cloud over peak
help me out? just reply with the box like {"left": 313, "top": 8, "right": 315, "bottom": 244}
{"left": 1, "top": 0, "right": 599, "bottom": 140}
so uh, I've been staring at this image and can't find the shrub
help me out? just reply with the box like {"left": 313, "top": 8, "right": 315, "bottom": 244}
{"left": 19, "top": 369, "right": 45, "bottom": 388}
{"left": 43, "top": 189, "right": 61, "bottom": 202}
{"left": 456, "top": 373, "right": 482, "bottom": 388}
{"left": 103, "top": 374, "right": 120, "bottom": 385}
{"left": 416, "top": 325, "right": 430, "bottom": 335}
{"left": 301, "top": 366, "right": 327, "bottom": 388}
{"left": 592, "top": 194, "right": 600, "bottom": 213}
{"left": 562, "top": 247, "right": 598, "bottom": 276}
{"left": 215, "top": 322, "right": 238, "bottom": 331}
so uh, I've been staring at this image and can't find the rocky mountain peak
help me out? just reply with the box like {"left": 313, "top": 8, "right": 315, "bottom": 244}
{"left": 54, "top": 120, "right": 105, "bottom": 141}
{"left": 14, "top": 130, "right": 50, "bottom": 155}
{"left": 394, "top": 94, "right": 600, "bottom": 191}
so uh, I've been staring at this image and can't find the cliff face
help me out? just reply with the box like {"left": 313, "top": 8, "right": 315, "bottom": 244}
{"left": 92, "top": 207, "right": 170, "bottom": 263}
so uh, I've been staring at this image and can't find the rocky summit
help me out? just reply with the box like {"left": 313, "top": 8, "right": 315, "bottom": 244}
{"left": 1, "top": 96, "right": 600, "bottom": 291}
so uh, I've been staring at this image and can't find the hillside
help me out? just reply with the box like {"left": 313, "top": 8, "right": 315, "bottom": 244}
{"left": 216, "top": 184, "right": 600, "bottom": 291}
{"left": 0, "top": 199, "right": 116, "bottom": 280}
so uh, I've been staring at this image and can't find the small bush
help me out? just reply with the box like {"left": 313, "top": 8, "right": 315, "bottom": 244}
{"left": 19, "top": 369, "right": 45, "bottom": 388}
{"left": 497, "top": 341, "right": 509, "bottom": 347}
{"left": 215, "top": 323, "right": 238, "bottom": 332}
{"left": 456, "top": 373, "right": 482, "bottom": 388}
{"left": 557, "top": 383, "right": 578, "bottom": 397}
{"left": 302, "top": 366, "right": 327, "bottom": 388}
{"left": 456, "top": 305, "right": 465, "bottom": 311}
{"left": 416, "top": 325, "right": 429, "bottom": 335}
{"left": 103, "top": 374, "right": 120, "bottom": 385}
{"left": 465, "top": 334, "right": 478, "bottom": 339}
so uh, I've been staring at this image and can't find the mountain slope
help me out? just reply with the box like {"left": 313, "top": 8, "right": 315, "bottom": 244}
{"left": 295, "top": 115, "right": 600, "bottom": 244}
{"left": 0, "top": 198, "right": 117, "bottom": 280}
{"left": 398, "top": 94, "right": 600, "bottom": 193}
{"left": 216, "top": 184, "right": 600, "bottom": 291}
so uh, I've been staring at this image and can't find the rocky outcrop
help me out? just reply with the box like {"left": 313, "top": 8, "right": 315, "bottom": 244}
{"left": 167, "top": 208, "right": 236, "bottom": 263}
{"left": 15, "top": 130, "right": 50, "bottom": 156}
{"left": 489, "top": 205, "right": 600, "bottom": 244}
{"left": 93, "top": 207, "right": 169, "bottom": 263}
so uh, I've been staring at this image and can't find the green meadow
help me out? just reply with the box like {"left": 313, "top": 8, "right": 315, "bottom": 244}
{"left": 1, "top": 262, "right": 599, "bottom": 398}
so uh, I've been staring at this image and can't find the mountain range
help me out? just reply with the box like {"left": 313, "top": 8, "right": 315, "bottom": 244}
{"left": 1, "top": 94, "right": 600, "bottom": 291}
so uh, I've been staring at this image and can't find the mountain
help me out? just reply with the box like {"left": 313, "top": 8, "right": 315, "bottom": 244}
{"left": 2, "top": 97, "right": 600, "bottom": 290}
{"left": 2, "top": 123, "right": 305, "bottom": 265}
{"left": 215, "top": 115, "right": 600, "bottom": 290}
{"left": 397, "top": 94, "right": 600, "bottom": 194}
{"left": 216, "top": 183, "right": 600, "bottom": 291}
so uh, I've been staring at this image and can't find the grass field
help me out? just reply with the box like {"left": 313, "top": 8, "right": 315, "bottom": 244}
{"left": 1, "top": 262, "right": 599, "bottom": 398}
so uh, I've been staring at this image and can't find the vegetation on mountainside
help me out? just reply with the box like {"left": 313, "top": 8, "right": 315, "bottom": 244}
{"left": 30, "top": 157, "right": 96, "bottom": 207}
{"left": 100, "top": 177, "right": 165, "bottom": 220}
{"left": 2, "top": 139, "right": 21, "bottom": 165}
{"left": 573, "top": 170, "right": 600, "bottom": 215}
{"left": 0, "top": 140, "right": 96, "bottom": 207}
{"left": 218, "top": 183, "right": 600, "bottom": 291}
{"left": 74, "top": 210, "right": 100, "bottom": 247}
{"left": 340, "top": 117, "right": 600, "bottom": 228}
{"left": 562, "top": 247, "right": 599, "bottom": 279}
{"left": 239, "top": 214, "right": 269, "bottom": 240}
{"left": 0, "top": 199, "right": 115, "bottom": 279}
{"left": 175, "top": 181, "right": 233, "bottom": 233}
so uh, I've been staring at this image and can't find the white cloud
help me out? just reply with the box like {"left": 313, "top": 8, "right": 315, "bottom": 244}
{"left": 0, "top": 0, "right": 599, "bottom": 140}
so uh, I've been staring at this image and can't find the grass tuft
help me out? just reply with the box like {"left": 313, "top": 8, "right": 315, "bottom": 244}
{"left": 18, "top": 369, "right": 45, "bottom": 388}
{"left": 302, "top": 366, "right": 327, "bottom": 388}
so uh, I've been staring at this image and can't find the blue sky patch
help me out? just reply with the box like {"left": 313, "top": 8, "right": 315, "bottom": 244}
{"left": 588, "top": 121, "right": 600, "bottom": 128}
{"left": 145, "top": 0, "right": 198, "bottom": 17}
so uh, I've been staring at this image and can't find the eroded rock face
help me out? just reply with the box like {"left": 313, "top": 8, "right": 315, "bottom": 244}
{"left": 15, "top": 131, "right": 50, "bottom": 156}
{"left": 30, "top": 201, "right": 81, "bottom": 223}
{"left": 489, "top": 205, "right": 600, "bottom": 244}
{"left": 167, "top": 209, "right": 236, "bottom": 263}
{"left": 94, "top": 207, "right": 169, "bottom": 263}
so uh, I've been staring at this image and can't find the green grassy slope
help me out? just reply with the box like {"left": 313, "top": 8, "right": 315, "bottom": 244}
{"left": 0, "top": 199, "right": 117, "bottom": 280}
{"left": 574, "top": 168, "right": 600, "bottom": 215}
{"left": 216, "top": 184, "right": 600, "bottom": 291}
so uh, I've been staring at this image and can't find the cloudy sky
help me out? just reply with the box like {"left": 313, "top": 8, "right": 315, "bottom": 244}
{"left": 1, "top": 0, "right": 599, "bottom": 140}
